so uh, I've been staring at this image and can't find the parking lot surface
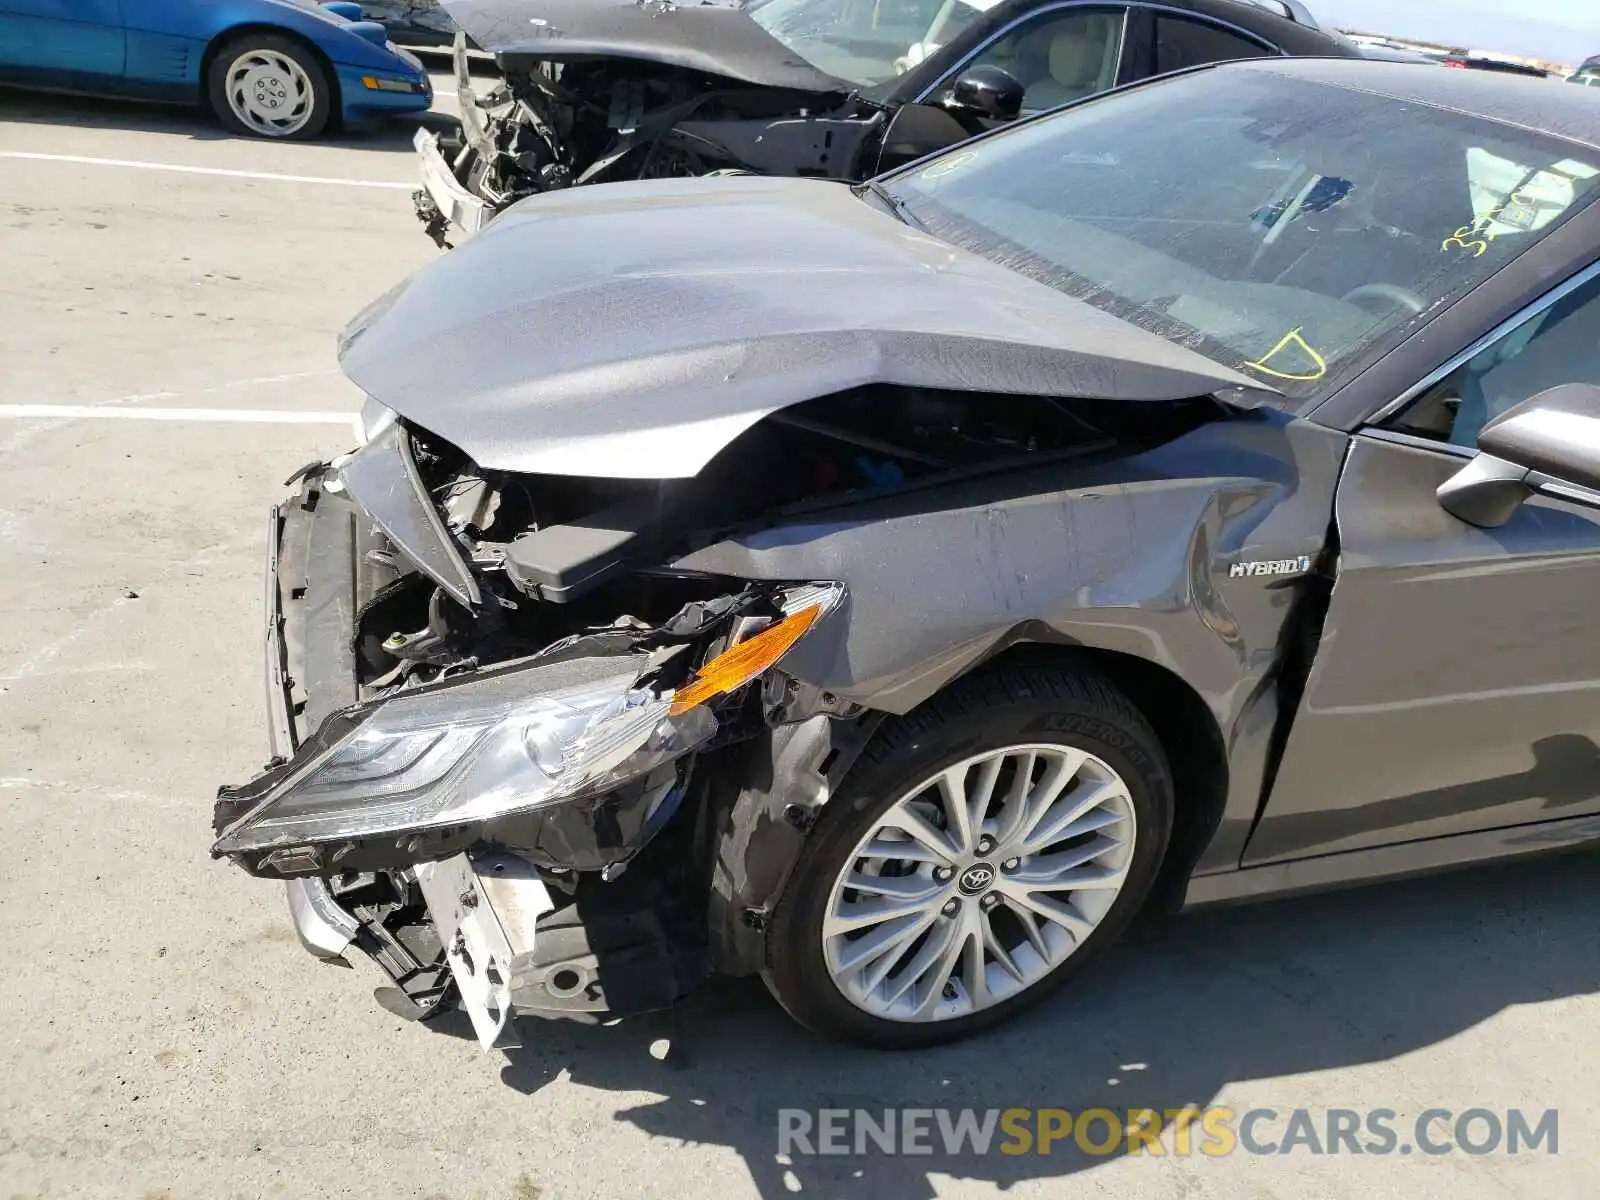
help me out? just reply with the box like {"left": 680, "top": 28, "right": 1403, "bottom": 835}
{"left": 2, "top": 72, "right": 1598, "bottom": 1200}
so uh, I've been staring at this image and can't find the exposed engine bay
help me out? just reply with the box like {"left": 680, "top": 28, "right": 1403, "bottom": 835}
{"left": 447, "top": 58, "right": 871, "bottom": 201}
{"left": 418, "top": 35, "right": 889, "bottom": 246}
{"left": 409, "top": 0, "right": 995, "bottom": 245}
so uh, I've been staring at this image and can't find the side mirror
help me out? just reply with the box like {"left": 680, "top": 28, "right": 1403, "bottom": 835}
{"left": 1437, "top": 383, "right": 1600, "bottom": 527}
{"left": 944, "top": 66, "right": 1025, "bottom": 122}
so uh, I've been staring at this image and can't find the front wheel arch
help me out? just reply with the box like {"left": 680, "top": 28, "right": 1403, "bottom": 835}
{"left": 972, "top": 643, "right": 1230, "bottom": 913}
{"left": 706, "top": 643, "right": 1229, "bottom": 978}
{"left": 199, "top": 25, "right": 344, "bottom": 130}
{"left": 760, "top": 661, "right": 1175, "bottom": 1047}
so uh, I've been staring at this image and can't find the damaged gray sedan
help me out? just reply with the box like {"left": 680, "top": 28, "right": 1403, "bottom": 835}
{"left": 216, "top": 59, "right": 1600, "bottom": 1049}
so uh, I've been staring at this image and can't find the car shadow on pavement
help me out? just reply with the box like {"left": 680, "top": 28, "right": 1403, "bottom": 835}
{"left": 0, "top": 86, "right": 458, "bottom": 154}
{"left": 423, "top": 851, "right": 1600, "bottom": 1199}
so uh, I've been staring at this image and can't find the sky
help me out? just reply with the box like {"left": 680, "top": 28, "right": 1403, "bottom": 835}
{"left": 1313, "top": 0, "right": 1598, "bottom": 61}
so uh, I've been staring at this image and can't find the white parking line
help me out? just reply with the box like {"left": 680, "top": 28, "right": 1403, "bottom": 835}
{"left": 0, "top": 372, "right": 348, "bottom": 459}
{"left": 0, "top": 405, "right": 362, "bottom": 440}
{"left": 1, "top": 777, "right": 181, "bottom": 809}
{"left": 53, "top": 370, "right": 341, "bottom": 408}
{"left": 0, "top": 404, "right": 357, "bottom": 426}
{"left": 0, "top": 151, "right": 415, "bottom": 190}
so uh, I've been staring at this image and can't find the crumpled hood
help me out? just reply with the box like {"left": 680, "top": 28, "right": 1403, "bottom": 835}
{"left": 440, "top": 0, "right": 848, "bottom": 91}
{"left": 338, "top": 175, "right": 1269, "bottom": 479}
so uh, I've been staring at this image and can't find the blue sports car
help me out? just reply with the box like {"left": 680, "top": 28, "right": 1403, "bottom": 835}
{"left": 0, "top": 0, "right": 432, "bottom": 139}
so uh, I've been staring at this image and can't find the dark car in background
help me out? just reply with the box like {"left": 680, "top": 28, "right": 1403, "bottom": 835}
{"left": 217, "top": 60, "right": 1600, "bottom": 1051}
{"left": 411, "top": 0, "right": 1356, "bottom": 244}
{"left": 361, "top": 0, "right": 459, "bottom": 45}
{"left": 1443, "top": 50, "right": 1549, "bottom": 78}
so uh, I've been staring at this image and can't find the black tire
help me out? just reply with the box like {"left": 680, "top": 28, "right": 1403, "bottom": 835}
{"left": 207, "top": 34, "right": 333, "bottom": 141}
{"left": 762, "top": 664, "right": 1173, "bottom": 1049}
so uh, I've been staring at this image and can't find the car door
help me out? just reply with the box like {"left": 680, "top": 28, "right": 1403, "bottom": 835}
{"left": 0, "top": 1, "right": 125, "bottom": 77}
{"left": 1244, "top": 260, "right": 1600, "bottom": 865}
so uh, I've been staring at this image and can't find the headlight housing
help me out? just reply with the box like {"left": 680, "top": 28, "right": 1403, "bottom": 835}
{"left": 213, "top": 584, "right": 845, "bottom": 866}
{"left": 214, "top": 658, "right": 715, "bottom": 858}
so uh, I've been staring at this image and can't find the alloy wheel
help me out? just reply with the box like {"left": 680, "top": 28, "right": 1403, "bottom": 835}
{"left": 225, "top": 49, "right": 316, "bottom": 138}
{"left": 821, "top": 743, "right": 1137, "bottom": 1023}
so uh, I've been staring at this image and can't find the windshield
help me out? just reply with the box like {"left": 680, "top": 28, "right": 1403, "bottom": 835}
{"left": 746, "top": 0, "right": 994, "bottom": 87}
{"left": 880, "top": 69, "right": 1600, "bottom": 401}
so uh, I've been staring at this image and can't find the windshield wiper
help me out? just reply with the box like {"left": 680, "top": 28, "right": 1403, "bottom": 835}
{"left": 857, "top": 179, "right": 926, "bottom": 231}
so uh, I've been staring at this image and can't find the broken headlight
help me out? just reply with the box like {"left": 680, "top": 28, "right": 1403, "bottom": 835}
{"left": 212, "top": 661, "right": 716, "bottom": 857}
{"left": 213, "top": 583, "right": 844, "bottom": 865}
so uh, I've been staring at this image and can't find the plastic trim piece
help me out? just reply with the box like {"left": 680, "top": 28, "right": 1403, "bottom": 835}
{"left": 338, "top": 419, "right": 482, "bottom": 609}
{"left": 285, "top": 877, "right": 360, "bottom": 959}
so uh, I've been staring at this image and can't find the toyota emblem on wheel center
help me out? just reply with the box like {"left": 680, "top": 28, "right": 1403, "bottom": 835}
{"left": 957, "top": 863, "right": 996, "bottom": 896}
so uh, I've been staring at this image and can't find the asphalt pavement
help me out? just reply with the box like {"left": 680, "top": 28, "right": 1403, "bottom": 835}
{"left": 1, "top": 66, "right": 1597, "bottom": 1200}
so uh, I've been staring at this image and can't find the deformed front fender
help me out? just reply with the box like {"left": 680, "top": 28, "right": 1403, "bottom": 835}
{"left": 679, "top": 413, "right": 1349, "bottom": 895}
{"left": 676, "top": 416, "right": 1342, "bottom": 715}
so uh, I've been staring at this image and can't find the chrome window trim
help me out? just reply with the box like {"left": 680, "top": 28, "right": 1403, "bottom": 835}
{"left": 1358, "top": 427, "right": 1474, "bottom": 458}
{"left": 1533, "top": 476, "right": 1600, "bottom": 508}
{"left": 911, "top": 1, "right": 1279, "bottom": 105}
{"left": 1365, "top": 258, "right": 1600, "bottom": 430}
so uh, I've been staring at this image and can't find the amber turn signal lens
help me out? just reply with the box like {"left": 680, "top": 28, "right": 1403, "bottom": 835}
{"left": 669, "top": 604, "right": 824, "bottom": 716}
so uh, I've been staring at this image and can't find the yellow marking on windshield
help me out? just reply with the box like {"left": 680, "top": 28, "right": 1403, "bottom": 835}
{"left": 1244, "top": 329, "right": 1328, "bottom": 382}
{"left": 1443, "top": 188, "right": 1541, "bottom": 256}
{"left": 1442, "top": 227, "right": 1491, "bottom": 257}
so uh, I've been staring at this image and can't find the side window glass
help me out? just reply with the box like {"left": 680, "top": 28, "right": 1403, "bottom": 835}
{"left": 1389, "top": 273, "right": 1600, "bottom": 447}
{"left": 961, "top": 8, "right": 1126, "bottom": 115}
{"left": 1153, "top": 15, "right": 1272, "bottom": 74}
